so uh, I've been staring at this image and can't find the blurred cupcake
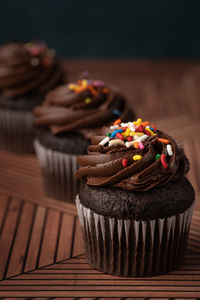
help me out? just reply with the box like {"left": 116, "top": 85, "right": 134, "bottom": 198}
{"left": 76, "top": 118, "right": 195, "bottom": 277}
{"left": 0, "top": 41, "right": 64, "bottom": 154}
{"left": 33, "top": 77, "right": 135, "bottom": 202}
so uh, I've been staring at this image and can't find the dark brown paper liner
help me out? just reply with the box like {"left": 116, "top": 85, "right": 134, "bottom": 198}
{"left": 0, "top": 109, "right": 34, "bottom": 154}
{"left": 34, "top": 139, "right": 79, "bottom": 203}
{"left": 76, "top": 196, "right": 194, "bottom": 277}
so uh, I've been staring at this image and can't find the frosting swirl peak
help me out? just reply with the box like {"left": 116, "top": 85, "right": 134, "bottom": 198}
{"left": 0, "top": 41, "right": 63, "bottom": 98}
{"left": 76, "top": 118, "right": 190, "bottom": 191}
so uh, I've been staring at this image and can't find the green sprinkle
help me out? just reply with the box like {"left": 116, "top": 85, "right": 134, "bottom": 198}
{"left": 84, "top": 98, "right": 91, "bottom": 104}
{"left": 155, "top": 154, "right": 161, "bottom": 160}
{"left": 107, "top": 132, "right": 111, "bottom": 137}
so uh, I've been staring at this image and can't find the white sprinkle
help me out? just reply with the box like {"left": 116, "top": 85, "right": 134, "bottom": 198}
{"left": 99, "top": 137, "right": 110, "bottom": 146}
{"left": 110, "top": 125, "right": 119, "bottom": 130}
{"left": 109, "top": 139, "right": 125, "bottom": 146}
{"left": 136, "top": 134, "right": 149, "bottom": 143}
{"left": 31, "top": 57, "right": 40, "bottom": 66}
{"left": 129, "top": 126, "right": 135, "bottom": 132}
{"left": 166, "top": 144, "right": 173, "bottom": 156}
{"left": 134, "top": 135, "right": 139, "bottom": 140}
{"left": 126, "top": 141, "right": 135, "bottom": 147}
{"left": 121, "top": 122, "right": 128, "bottom": 127}
{"left": 145, "top": 125, "right": 150, "bottom": 129}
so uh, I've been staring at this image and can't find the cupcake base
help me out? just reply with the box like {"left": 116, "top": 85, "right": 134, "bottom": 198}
{"left": 0, "top": 109, "right": 34, "bottom": 154}
{"left": 76, "top": 196, "right": 194, "bottom": 277}
{"left": 34, "top": 139, "right": 79, "bottom": 203}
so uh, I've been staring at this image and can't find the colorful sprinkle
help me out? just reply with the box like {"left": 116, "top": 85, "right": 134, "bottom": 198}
{"left": 110, "top": 125, "right": 119, "bottom": 130}
{"left": 99, "top": 137, "right": 110, "bottom": 146}
{"left": 139, "top": 142, "right": 144, "bottom": 150}
{"left": 145, "top": 127, "right": 154, "bottom": 135}
{"left": 106, "top": 132, "right": 111, "bottom": 137}
{"left": 84, "top": 98, "right": 91, "bottom": 104}
{"left": 136, "top": 134, "right": 149, "bottom": 143}
{"left": 133, "top": 142, "right": 139, "bottom": 149}
{"left": 133, "top": 155, "right": 142, "bottom": 161}
{"left": 157, "top": 138, "right": 170, "bottom": 144}
{"left": 155, "top": 154, "right": 161, "bottom": 160}
{"left": 122, "top": 159, "right": 128, "bottom": 167}
{"left": 116, "top": 132, "right": 124, "bottom": 140}
{"left": 141, "top": 121, "right": 150, "bottom": 127}
{"left": 166, "top": 144, "right": 173, "bottom": 156}
{"left": 92, "top": 80, "right": 105, "bottom": 87}
{"left": 127, "top": 136, "right": 133, "bottom": 142}
{"left": 112, "top": 109, "right": 121, "bottom": 116}
{"left": 161, "top": 154, "right": 168, "bottom": 168}
{"left": 113, "top": 119, "right": 121, "bottom": 126}
{"left": 111, "top": 129, "right": 123, "bottom": 138}
{"left": 143, "top": 129, "right": 151, "bottom": 136}
{"left": 109, "top": 139, "right": 125, "bottom": 147}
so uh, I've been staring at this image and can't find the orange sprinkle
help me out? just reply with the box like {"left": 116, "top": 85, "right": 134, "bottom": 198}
{"left": 157, "top": 138, "right": 170, "bottom": 144}
{"left": 102, "top": 87, "right": 110, "bottom": 94}
{"left": 141, "top": 121, "right": 150, "bottom": 127}
{"left": 88, "top": 86, "right": 98, "bottom": 96}
{"left": 133, "top": 142, "right": 139, "bottom": 149}
{"left": 75, "top": 86, "right": 87, "bottom": 94}
{"left": 113, "top": 119, "right": 121, "bottom": 126}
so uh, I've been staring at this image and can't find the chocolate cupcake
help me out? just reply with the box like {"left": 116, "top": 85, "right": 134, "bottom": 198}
{"left": 33, "top": 77, "right": 135, "bottom": 202}
{"left": 0, "top": 41, "right": 64, "bottom": 153}
{"left": 76, "top": 118, "right": 195, "bottom": 277}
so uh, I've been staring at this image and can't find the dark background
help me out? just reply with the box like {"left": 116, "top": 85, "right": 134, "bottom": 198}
{"left": 0, "top": 0, "right": 200, "bottom": 57}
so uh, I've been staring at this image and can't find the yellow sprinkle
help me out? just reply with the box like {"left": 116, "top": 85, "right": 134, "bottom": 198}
{"left": 130, "top": 132, "right": 144, "bottom": 137}
{"left": 82, "top": 79, "right": 88, "bottom": 87}
{"left": 124, "top": 128, "right": 131, "bottom": 137}
{"left": 84, "top": 98, "right": 91, "bottom": 104}
{"left": 136, "top": 118, "right": 142, "bottom": 124}
{"left": 145, "top": 127, "right": 154, "bottom": 135}
{"left": 133, "top": 155, "right": 142, "bottom": 161}
{"left": 68, "top": 84, "right": 77, "bottom": 91}
{"left": 121, "top": 132, "right": 126, "bottom": 138}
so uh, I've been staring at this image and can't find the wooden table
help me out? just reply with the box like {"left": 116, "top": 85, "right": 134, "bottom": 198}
{"left": 0, "top": 60, "right": 200, "bottom": 299}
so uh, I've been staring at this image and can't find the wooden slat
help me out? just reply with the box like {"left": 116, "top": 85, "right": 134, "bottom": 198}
{"left": 6, "top": 201, "right": 35, "bottom": 278}
{"left": 0, "top": 198, "right": 22, "bottom": 280}
{"left": 56, "top": 213, "right": 76, "bottom": 262}
{"left": 38, "top": 209, "right": 61, "bottom": 268}
{"left": 24, "top": 205, "right": 47, "bottom": 273}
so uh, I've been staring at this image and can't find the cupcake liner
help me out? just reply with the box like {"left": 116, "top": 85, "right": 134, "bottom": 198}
{"left": 34, "top": 139, "right": 79, "bottom": 203}
{"left": 76, "top": 195, "right": 194, "bottom": 277}
{"left": 0, "top": 108, "right": 34, "bottom": 154}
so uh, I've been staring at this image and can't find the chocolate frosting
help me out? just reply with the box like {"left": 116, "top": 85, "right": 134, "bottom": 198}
{"left": 0, "top": 42, "right": 63, "bottom": 98}
{"left": 33, "top": 79, "right": 134, "bottom": 138}
{"left": 76, "top": 125, "right": 190, "bottom": 192}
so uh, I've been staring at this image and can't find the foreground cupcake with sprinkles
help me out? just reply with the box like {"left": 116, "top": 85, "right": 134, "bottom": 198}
{"left": 76, "top": 118, "right": 195, "bottom": 277}
{"left": 33, "top": 76, "right": 135, "bottom": 202}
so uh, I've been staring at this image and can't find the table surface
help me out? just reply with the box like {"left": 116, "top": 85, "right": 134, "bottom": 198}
{"left": 0, "top": 60, "right": 200, "bottom": 299}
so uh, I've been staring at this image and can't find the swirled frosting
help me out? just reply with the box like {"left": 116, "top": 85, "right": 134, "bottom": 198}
{"left": 76, "top": 118, "right": 190, "bottom": 191}
{"left": 0, "top": 41, "right": 63, "bottom": 98}
{"left": 33, "top": 78, "right": 134, "bottom": 137}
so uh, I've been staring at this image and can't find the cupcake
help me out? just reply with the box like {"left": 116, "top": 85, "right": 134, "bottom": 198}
{"left": 0, "top": 41, "right": 64, "bottom": 154}
{"left": 76, "top": 118, "right": 195, "bottom": 277}
{"left": 33, "top": 77, "right": 135, "bottom": 202}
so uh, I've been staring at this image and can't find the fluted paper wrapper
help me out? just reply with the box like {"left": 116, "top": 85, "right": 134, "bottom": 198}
{"left": 0, "top": 109, "right": 34, "bottom": 154}
{"left": 76, "top": 196, "right": 194, "bottom": 277}
{"left": 34, "top": 139, "right": 79, "bottom": 203}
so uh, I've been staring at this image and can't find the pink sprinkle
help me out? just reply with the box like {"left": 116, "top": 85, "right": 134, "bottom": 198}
{"left": 139, "top": 142, "right": 144, "bottom": 150}
{"left": 92, "top": 80, "right": 105, "bottom": 87}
